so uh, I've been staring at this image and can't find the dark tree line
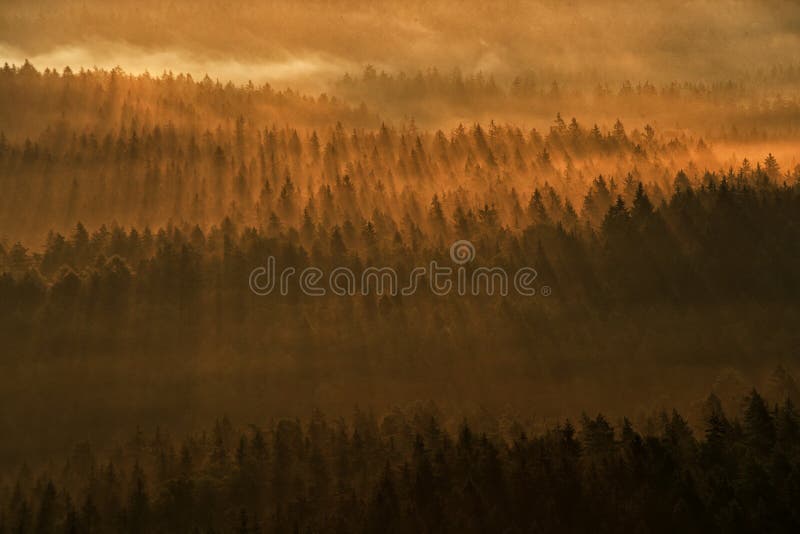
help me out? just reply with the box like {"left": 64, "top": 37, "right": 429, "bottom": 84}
{"left": 2, "top": 167, "right": 798, "bottom": 326}
{"left": 2, "top": 389, "right": 800, "bottom": 533}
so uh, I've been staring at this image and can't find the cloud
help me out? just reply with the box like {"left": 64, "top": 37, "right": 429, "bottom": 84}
{"left": 0, "top": 42, "right": 357, "bottom": 92}
{"left": 1, "top": 0, "right": 798, "bottom": 86}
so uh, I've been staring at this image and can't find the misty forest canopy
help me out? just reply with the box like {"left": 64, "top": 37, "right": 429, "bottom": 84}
{"left": 0, "top": 5, "right": 799, "bottom": 527}
{"left": 1, "top": 61, "right": 799, "bottom": 243}
{"left": 0, "top": 61, "right": 798, "bottom": 460}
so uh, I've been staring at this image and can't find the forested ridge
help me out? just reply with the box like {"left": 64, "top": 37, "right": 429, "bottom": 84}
{"left": 3, "top": 63, "right": 799, "bottom": 243}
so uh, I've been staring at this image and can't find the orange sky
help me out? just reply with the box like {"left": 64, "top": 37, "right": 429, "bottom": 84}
{"left": 2, "top": 0, "right": 799, "bottom": 89}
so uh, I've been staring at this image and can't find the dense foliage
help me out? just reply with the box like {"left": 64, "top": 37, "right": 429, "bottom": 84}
{"left": 2, "top": 390, "right": 800, "bottom": 533}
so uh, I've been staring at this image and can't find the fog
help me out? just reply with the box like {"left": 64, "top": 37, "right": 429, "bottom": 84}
{"left": 0, "top": 41, "right": 354, "bottom": 92}
{"left": 2, "top": 0, "right": 799, "bottom": 89}
{"left": 1, "top": 5, "right": 800, "bottom": 529}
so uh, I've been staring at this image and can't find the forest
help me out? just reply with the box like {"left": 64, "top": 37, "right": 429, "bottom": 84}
{"left": 1, "top": 2, "right": 800, "bottom": 528}
{"left": 0, "top": 59, "right": 798, "bottom": 464}
{"left": 2, "top": 392, "right": 800, "bottom": 533}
